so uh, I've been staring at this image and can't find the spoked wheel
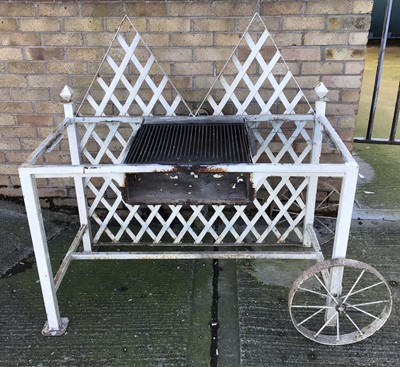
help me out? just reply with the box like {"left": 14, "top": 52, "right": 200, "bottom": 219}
{"left": 288, "top": 259, "right": 392, "bottom": 345}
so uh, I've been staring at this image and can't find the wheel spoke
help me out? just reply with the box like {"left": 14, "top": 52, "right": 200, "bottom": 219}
{"left": 342, "top": 270, "right": 365, "bottom": 303}
{"left": 292, "top": 305, "right": 334, "bottom": 309}
{"left": 347, "top": 300, "right": 389, "bottom": 308}
{"left": 343, "top": 281, "right": 384, "bottom": 298}
{"left": 346, "top": 304, "right": 379, "bottom": 320}
{"left": 313, "top": 312, "right": 337, "bottom": 338}
{"left": 336, "top": 311, "right": 340, "bottom": 341}
{"left": 345, "top": 313, "right": 363, "bottom": 335}
{"left": 297, "top": 308, "right": 325, "bottom": 326}
{"left": 298, "top": 286, "right": 331, "bottom": 299}
{"left": 313, "top": 274, "right": 338, "bottom": 304}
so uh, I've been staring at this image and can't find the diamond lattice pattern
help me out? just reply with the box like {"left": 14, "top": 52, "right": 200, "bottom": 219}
{"left": 197, "top": 14, "right": 312, "bottom": 116}
{"left": 77, "top": 18, "right": 191, "bottom": 117}
{"left": 86, "top": 175, "right": 308, "bottom": 245}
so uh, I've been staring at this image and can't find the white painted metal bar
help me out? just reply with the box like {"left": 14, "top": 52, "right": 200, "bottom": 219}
{"left": 64, "top": 88, "right": 93, "bottom": 252}
{"left": 303, "top": 105, "right": 324, "bottom": 246}
{"left": 19, "top": 172, "right": 63, "bottom": 332}
{"left": 20, "top": 163, "right": 350, "bottom": 177}
{"left": 54, "top": 224, "right": 87, "bottom": 291}
{"left": 26, "top": 119, "right": 70, "bottom": 165}
{"left": 71, "top": 251, "right": 319, "bottom": 260}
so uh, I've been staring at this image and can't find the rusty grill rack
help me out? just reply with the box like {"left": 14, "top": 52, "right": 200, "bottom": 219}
{"left": 124, "top": 118, "right": 252, "bottom": 165}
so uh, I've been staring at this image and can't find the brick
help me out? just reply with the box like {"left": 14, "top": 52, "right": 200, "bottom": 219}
{"left": 140, "top": 33, "right": 169, "bottom": 48}
{"left": 0, "top": 4, "right": 35, "bottom": 17}
{"left": 0, "top": 18, "right": 17, "bottom": 32}
{"left": 27, "top": 75, "right": 68, "bottom": 88}
{"left": 48, "top": 61, "right": 87, "bottom": 74}
{"left": 325, "top": 47, "right": 365, "bottom": 61}
{"left": 281, "top": 47, "right": 321, "bottom": 61}
{"left": 345, "top": 61, "right": 365, "bottom": 74}
{"left": 39, "top": 4, "right": 79, "bottom": 17}
{"left": 304, "top": 32, "right": 347, "bottom": 46}
{"left": 5, "top": 151, "right": 30, "bottom": 163}
{"left": 194, "top": 76, "right": 218, "bottom": 89}
{"left": 67, "top": 48, "right": 106, "bottom": 61}
{"left": 20, "top": 138, "right": 44, "bottom": 151}
{"left": 341, "top": 90, "right": 361, "bottom": 103}
{"left": 35, "top": 102, "right": 62, "bottom": 115}
{"left": 166, "top": 2, "right": 211, "bottom": 16}
{"left": 321, "top": 75, "right": 362, "bottom": 89}
{"left": 327, "top": 103, "right": 359, "bottom": 116}
{"left": 352, "top": 0, "right": 374, "bottom": 14}
{"left": 126, "top": 2, "right": 167, "bottom": 16}
{"left": 295, "top": 76, "right": 321, "bottom": 89}
{"left": 2, "top": 33, "right": 41, "bottom": 46}
{"left": 0, "top": 164, "right": 19, "bottom": 175}
{"left": 271, "top": 33, "right": 303, "bottom": 47}
{"left": 0, "top": 138, "right": 20, "bottom": 150}
{"left": 42, "top": 33, "right": 83, "bottom": 46}
{"left": 302, "top": 62, "right": 344, "bottom": 75}
{"left": 8, "top": 62, "right": 45, "bottom": 74}
{"left": 0, "top": 48, "right": 22, "bottom": 61}
{"left": 81, "top": 3, "right": 125, "bottom": 17}
{"left": 194, "top": 47, "right": 233, "bottom": 62}
{"left": 338, "top": 117, "right": 357, "bottom": 129}
{"left": 328, "top": 16, "right": 371, "bottom": 31}
{"left": 0, "top": 114, "right": 15, "bottom": 126}
{"left": 26, "top": 48, "right": 65, "bottom": 61}
{"left": 0, "top": 75, "right": 28, "bottom": 88}
{"left": 16, "top": 114, "right": 53, "bottom": 126}
{"left": 282, "top": 17, "right": 325, "bottom": 31}
{"left": 0, "top": 173, "right": 8, "bottom": 185}
{"left": 214, "top": 33, "right": 243, "bottom": 47}
{"left": 11, "top": 89, "right": 50, "bottom": 102}
{"left": 0, "top": 126, "right": 37, "bottom": 138}
{"left": 19, "top": 19, "right": 60, "bottom": 32}
{"left": 106, "top": 18, "right": 146, "bottom": 33}
{"left": 237, "top": 17, "right": 280, "bottom": 32}
{"left": 174, "top": 62, "right": 213, "bottom": 75}
{"left": 0, "top": 102, "right": 32, "bottom": 114}
{"left": 85, "top": 33, "right": 118, "bottom": 47}
{"left": 152, "top": 48, "right": 192, "bottom": 62}
{"left": 168, "top": 76, "right": 192, "bottom": 90}
{"left": 349, "top": 32, "right": 369, "bottom": 45}
{"left": 260, "top": 2, "right": 302, "bottom": 15}
{"left": 173, "top": 33, "right": 213, "bottom": 47}
{"left": 305, "top": 1, "right": 350, "bottom": 15}
{"left": 149, "top": 18, "right": 190, "bottom": 33}
{"left": 63, "top": 18, "right": 104, "bottom": 32}
{"left": 0, "top": 88, "right": 9, "bottom": 101}
{"left": 214, "top": 1, "right": 257, "bottom": 16}
{"left": 192, "top": 19, "right": 235, "bottom": 32}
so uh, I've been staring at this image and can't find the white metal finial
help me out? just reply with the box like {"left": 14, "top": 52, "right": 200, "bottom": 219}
{"left": 60, "top": 85, "right": 74, "bottom": 102}
{"left": 314, "top": 82, "right": 329, "bottom": 99}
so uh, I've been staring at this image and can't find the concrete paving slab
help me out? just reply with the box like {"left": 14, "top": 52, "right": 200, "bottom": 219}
{"left": 0, "top": 199, "right": 76, "bottom": 277}
{"left": 0, "top": 225, "right": 213, "bottom": 367}
{"left": 232, "top": 220, "right": 400, "bottom": 367}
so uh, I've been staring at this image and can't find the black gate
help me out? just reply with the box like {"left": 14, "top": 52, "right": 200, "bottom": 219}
{"left": 354, "top": 0, "right": 400, "bottom": 145}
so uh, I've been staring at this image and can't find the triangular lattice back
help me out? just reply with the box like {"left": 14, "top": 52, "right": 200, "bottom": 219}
{"left": 77, "top": 16, "right": 191, "bottom": 117}
{"left": 197, "top": 13, "right": 313, "bottom": 116}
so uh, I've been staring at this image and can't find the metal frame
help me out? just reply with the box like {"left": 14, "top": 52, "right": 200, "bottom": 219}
{"left": 19, "top": 14, "right": 359, "bottom": 336}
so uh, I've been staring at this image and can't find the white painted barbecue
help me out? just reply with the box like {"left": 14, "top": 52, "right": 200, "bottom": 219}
{"left": 19, "top": 14, "right": 391, "bottom": 345}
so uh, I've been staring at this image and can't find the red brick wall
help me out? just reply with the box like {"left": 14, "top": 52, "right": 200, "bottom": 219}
{"left": 0, "top": 0, "right": 373, "bottom": 199}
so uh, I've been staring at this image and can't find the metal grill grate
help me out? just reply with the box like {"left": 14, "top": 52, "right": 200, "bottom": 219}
{"left": 124, "top": 120, "right": 252, "bottom": 165}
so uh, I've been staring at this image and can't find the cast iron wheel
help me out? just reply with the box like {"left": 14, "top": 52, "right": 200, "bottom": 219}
{"left": 288, "top": 259, "right": 392, "bottom": 345}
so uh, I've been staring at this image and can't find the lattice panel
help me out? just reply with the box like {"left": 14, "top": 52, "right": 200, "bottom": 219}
{"left": 249, "top": 119, "right": 313, "bottom": 163}
{"left": 77, "top": 17, "right": 191, "bottom": 117}
{"left": 86, "top": 176, "right": 309, "bottom": 245}
{"left": 78, "top": 122, "right": 139, "bottom": 164}
{"left": 197, "top": 14, "right": 313, "bottom": 116}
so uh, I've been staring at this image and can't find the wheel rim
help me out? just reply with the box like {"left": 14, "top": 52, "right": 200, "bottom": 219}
{"left": 288, "top": 259, "right": 392, "bottom": 345}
